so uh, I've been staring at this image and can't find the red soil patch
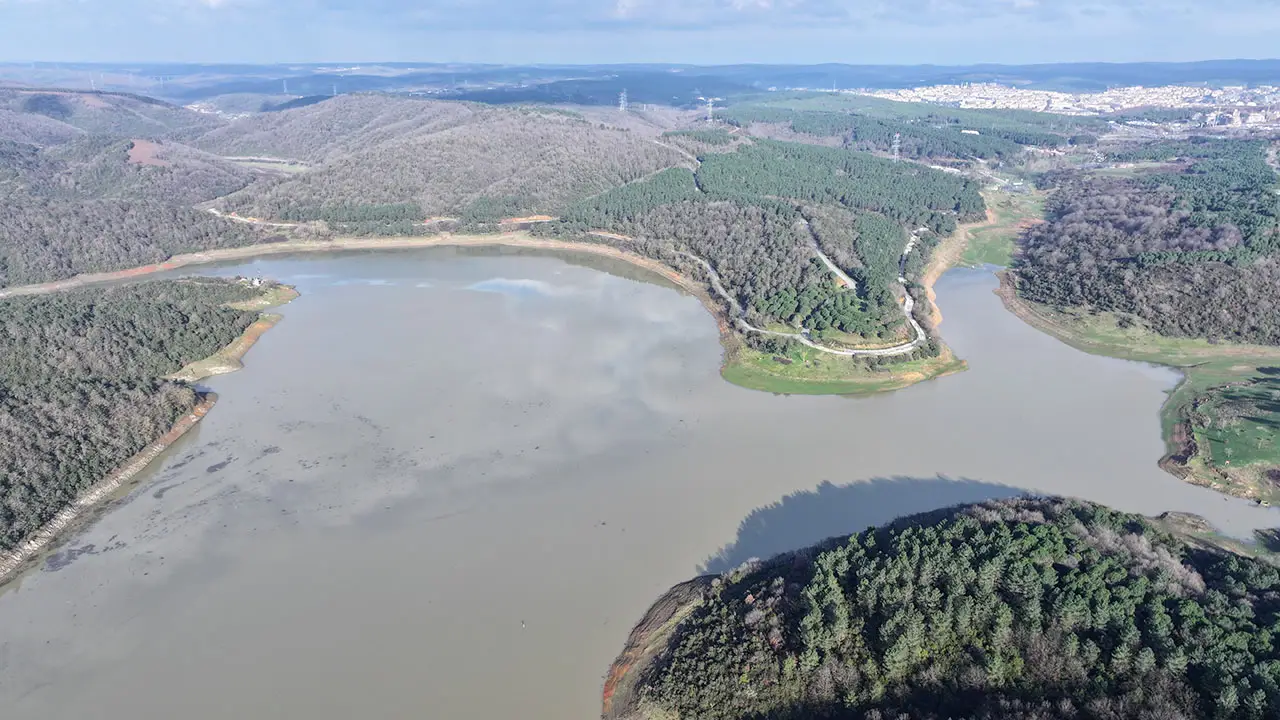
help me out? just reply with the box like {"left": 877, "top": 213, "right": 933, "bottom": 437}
{"left": 127, "top": 139, "right": 170, "bottom": 167}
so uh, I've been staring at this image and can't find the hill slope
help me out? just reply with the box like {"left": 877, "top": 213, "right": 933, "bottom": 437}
{"left": 609, "top": 497, "right": 1280, "bottom": 720}
{"left": 0, "top": 88, "right": 221, "bottom": 140}
{"left": 198, "top": 95, "right": 687, "bottom": 221}
{"left": 0, "top": 136, "right": 263, "bottom": 287}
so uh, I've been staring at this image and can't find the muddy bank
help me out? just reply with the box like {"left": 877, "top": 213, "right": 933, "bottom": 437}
{"left": 0, "top": 395, "right": 218, "bottom": 588}
{"left": 921, "top": 229, "right": 969, "bottom": 329}
{"left": 602, "top": 576, "right": 715, "bottom": 720}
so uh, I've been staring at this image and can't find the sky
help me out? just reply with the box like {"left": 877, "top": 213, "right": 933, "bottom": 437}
{"left": 1, "top": 0, "right": 1279, "bottom": 65}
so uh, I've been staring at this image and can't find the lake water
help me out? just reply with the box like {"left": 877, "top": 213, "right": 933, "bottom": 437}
{"left": 2, "top": 248, "right": 1276, "bottom": 719}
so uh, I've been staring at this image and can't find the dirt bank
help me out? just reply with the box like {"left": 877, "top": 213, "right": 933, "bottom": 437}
{"left": 993, "top": 270, "right": 1074, "bottom": 347}
{"left": 168, "top": 287, "right": 300, "bottom": 384}
{"left": 922, "top": 208, "right": 999, "bottom": 329}
{"left": 0, "top": 395, "right": 219, "bottom": 588}
{"left": 0, "top": 233, "right": 711, "bottom": 302}
{"left": 921, "top": 232, "right": 968, "bottom": 329}
{"left": 0, "top": 284, "right": 300, "bottom": 589}
{"left": 602, "top": 576, "right": 713, "bottom": 720}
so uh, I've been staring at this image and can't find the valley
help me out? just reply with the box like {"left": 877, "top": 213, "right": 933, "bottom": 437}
{"left": 1, "top": 58, "right": 1280, "bottom": 720}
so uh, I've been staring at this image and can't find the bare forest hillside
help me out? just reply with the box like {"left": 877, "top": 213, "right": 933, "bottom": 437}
{"left": 0, "top": 89, "right": 220, "bottom": 139}
{"left": 207, "top": 98, "right": 688, "bottom": 222}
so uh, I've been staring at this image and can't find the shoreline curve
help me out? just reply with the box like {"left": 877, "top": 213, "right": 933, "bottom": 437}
{"left": 0, "top": 396, "right": 218, "bottom": 588}
{"left": 0, "top": 285, "right": 300, "bottom": 589}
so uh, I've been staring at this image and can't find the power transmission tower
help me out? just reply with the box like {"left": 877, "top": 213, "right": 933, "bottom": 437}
{"left": 618, "top": 88, "right": 628, "bottom": 113}
{"left": 892, "top": 132, "right": 901, "bottom": 161}
{"left": 698, "top": 96, "right": 722, "bottom": 123}
{"left": 283, "top": 79, "right": 289, "bottom": 94}
{"left": 332, "top": 83, "right": 338, "bottom": 97}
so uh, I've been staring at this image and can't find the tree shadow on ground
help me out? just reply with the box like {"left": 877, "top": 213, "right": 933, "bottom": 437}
{"left": 699, "top": 475, "right": 1027, "bottom": 575}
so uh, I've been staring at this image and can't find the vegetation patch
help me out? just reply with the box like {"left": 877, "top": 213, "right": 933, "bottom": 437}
{"left": 958, "top": 189, "right": 1046, "bottom": 268}
{"left": 722, "top": 343, "right": 966, "bottom": 396}
{"left": 1015, "top": 138, "right": 1280, "bottom": 346}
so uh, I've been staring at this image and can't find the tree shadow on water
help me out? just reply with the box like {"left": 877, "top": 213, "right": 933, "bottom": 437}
{"left": 699, "top": 476, "right": 1027, "bottom": 575}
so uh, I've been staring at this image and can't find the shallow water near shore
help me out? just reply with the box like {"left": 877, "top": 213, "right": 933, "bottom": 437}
{"left": 1, "top": 249, "right": 1276, "bottom": 720}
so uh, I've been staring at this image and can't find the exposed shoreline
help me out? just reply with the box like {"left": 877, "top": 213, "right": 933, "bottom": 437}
{"left": 0, "top": 396, "right": 218, "bottom": 588}
{"left": 994, "top": 270, "right": 1280, "bottom": 501}
{"left": 0, "top": 231, "right": 967, "bottom": 394}
{"left": 0, "top": 284, "right": 300, "bottom": 589}
{"left": 167, "top": 286, "right": 301, "bottom": 383}
{"left": 0, "top": 231, "right": 972, "bottom": 588}
{"left": 0, "top": 233, "right": 713, "bottom": 300}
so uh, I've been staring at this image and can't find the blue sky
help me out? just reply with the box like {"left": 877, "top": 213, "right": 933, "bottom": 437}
{"left": 1, "top": 0, "right": 1278, "bottom": 64}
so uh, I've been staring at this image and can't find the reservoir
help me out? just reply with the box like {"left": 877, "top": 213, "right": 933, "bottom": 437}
{"left": 1, "top": 248, "right": 1276, "bottom": 719}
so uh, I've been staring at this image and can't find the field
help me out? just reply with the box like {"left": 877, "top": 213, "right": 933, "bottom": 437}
{"left": 995, "top": 274, "right": 1280, "bottom": 501}
{"left": 721, "top": 344, "right": 967, "bottom": 395}
{"left": 1197, "top": 377, "right": 1280, "bottom": 467}
{"left": 958, "top": 190, "right": 1046, "bottom": 268}
{"left": 225, "top": 156, "right": 311, "bottom": 175}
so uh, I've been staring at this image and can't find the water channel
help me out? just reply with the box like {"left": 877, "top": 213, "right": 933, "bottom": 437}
{"left": 1, "top": 247, "right": 1276, "bottom": 719}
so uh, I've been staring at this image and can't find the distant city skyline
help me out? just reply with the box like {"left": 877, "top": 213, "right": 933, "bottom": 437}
{"left": 2, "top": 0, "right": 1280, "bottom": 65}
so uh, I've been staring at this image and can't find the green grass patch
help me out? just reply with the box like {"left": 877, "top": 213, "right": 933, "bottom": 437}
{"left": 722, "top": 345, "right": 967, "bottom": 395}
{"left": 959, "top": 190, "right": 1046, "bottom": 268}
{"left": 1192, "top": 372, "right": 1280, "bottom": 470}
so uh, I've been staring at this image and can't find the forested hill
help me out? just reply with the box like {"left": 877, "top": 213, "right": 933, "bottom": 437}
{"left": 0, "top": 278, "right": 265, "bottom": 552}
{"left": 191, "top": 93, "right": 478, "bottom": 162}
{"left": 0, "top": 135, "right": 266, "bottom": 287}
{"left": 206, "top": 96, "right": 687, "bottom": 223}
{"left": 0, "top": 88, "right": 220, "bottom": 141}
{"left": 543, "top": 139, "right": 983, "bottom": 348}
{"left": 610, "top": 497, "right": 1280, "bottom": 720}
{"left": 719, "top": 94, "right": 1107, "bottom": 161}
{"left": 1013, "top": 138, "right": 1280, "bottom": 344}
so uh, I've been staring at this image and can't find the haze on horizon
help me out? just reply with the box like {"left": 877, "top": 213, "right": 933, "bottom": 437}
{"left": 0, "top": 0, "right": 1279, "bottom": 66}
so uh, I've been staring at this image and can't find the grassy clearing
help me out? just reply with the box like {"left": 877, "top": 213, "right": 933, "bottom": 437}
{"left": 1186, "top": 371, "right": 1280, "bottom": 500}
{"left": 1198, "top": 376, "right": 1280, "bottom": 467}
{"left": 225, "top": 158, "right": 309, "bottom": 175}
{"left": 1087, "top": 161, "right": 1180, "bottom": 178}
{"left": 958, "top": 189, "right": 1046, "bottom": 268}
{"left": 722, "top": 345, "right": 967, "bottom": 396}
{"left": 997, "top": 277, "right": 1280, "bottom": 501}
{"left": 810, "top": 325, "right": 912, "bottom": 350}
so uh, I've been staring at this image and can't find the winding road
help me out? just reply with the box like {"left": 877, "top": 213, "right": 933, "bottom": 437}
{"left": 675, "top": 241, "right": 928, "bottom": 358}
{"left": 209, "top": 204, "right": 928, "bottom": 358}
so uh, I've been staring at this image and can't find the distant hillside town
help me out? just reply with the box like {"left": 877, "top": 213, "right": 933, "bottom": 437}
{"left": 833, "top": 82, "right": 1280, "bottom": 123}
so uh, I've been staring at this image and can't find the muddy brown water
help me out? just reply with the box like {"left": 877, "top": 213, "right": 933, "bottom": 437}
{"left": 1, "top": 248, "right": 1277, "bottom": 719}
